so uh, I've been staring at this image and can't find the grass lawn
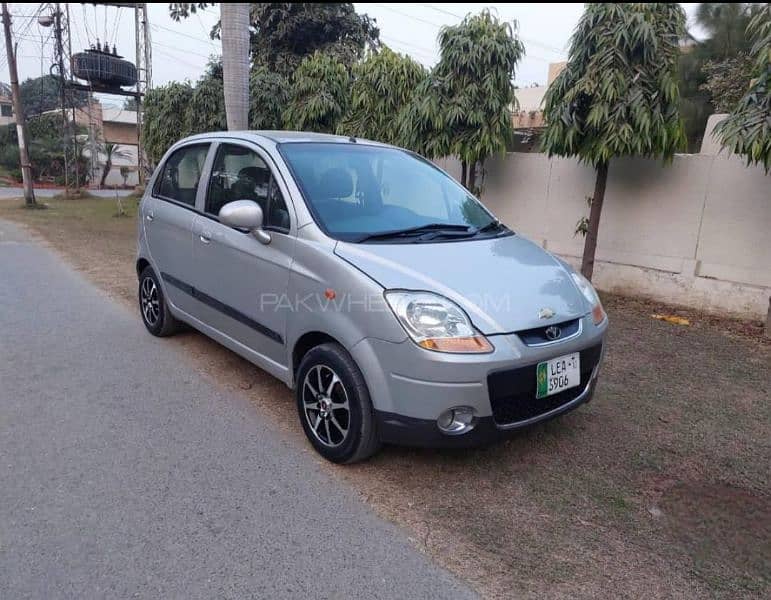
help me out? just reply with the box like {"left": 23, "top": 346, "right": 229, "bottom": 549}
{"left": 1, "top": 196, "right": 769, "bottom": 599}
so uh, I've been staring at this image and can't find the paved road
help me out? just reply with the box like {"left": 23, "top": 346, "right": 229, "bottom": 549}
{"left": 0, "top": 187, "right": 134, "bottom": 199}
{"left": 0, "top": 220, "right": 476, "bottom": 600}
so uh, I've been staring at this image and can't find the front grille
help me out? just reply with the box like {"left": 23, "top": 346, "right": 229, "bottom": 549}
{"left": 487, "top": 344, "right": 602, "bottom": 426}
{"left": 517, "top": 318, "right": 580, "bottom": 346}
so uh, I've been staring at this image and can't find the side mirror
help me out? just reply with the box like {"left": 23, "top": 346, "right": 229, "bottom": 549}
{"left": 218, "top": 200, "right": 271, "bottom": 244}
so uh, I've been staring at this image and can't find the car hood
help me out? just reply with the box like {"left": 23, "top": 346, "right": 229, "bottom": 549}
{"left": 335, "top": 234, "right": 589, "bottom": 335}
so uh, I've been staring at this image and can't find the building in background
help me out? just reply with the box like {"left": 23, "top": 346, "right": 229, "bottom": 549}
{"left": 511, "top": 62, "right": 565, "bottom": 152}
{"left": 1, "top": 92, "right": 140, "bottom": 188}
{"left": 0, "top": 82, "right": 13, "bottom": 126}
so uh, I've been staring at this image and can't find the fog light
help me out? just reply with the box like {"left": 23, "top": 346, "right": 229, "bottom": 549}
{"left": 437, "top": 406, "right": 476, "bottom": 435}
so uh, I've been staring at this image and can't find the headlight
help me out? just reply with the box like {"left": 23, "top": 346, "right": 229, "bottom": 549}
{"left": 570, "top": 272, "right": 606, "bottom": 325}
{"left": 384, "top": 291, "right": 493, "bottom": 353}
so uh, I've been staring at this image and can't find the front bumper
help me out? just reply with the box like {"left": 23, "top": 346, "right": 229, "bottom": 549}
{"left": 376, "top": 365, "right": 600, "bottom": 447}
{"left": 349, "top": 314, "right": 607, "bottom": 448}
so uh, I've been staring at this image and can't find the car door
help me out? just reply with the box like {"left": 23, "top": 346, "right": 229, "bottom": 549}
{"left": 189, "top": 141, "right": 296, "bottom": 368}
{"left": 142, "top": 142, "right": 212, "bottom": 315}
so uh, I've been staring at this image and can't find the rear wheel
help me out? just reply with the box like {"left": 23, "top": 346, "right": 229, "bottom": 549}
{"left": 138, "top": 266, "right": 179, "bottom": 337}
{"left": 296, "top": 343, "right": 381, "bottom": 463}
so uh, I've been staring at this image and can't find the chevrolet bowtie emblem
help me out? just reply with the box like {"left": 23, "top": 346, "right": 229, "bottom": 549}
{"left": 538, "top": 307, "right": 556, "bottom": 319}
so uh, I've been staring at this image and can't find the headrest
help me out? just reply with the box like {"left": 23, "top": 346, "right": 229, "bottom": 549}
{"left": 318, "top": 168, "right": 353, "bottom": 200}
{"left": 238, "top": 166, "right": 269, "bottom": 184}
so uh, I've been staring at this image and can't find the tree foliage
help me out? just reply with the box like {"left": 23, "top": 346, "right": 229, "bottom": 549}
{"left": 283, "top": 52, "right": 350, "bottom": 133}
{"left": 0, "top": 114, "right": 88, "bottom": 185}
{"left": 141, "top": 82, "right": 195, "bottom": 165}
{"left": 246, "top": 3, "right": 380, "bottom": 77}
{"left": 397, "top": 9, "right": 523, "bottom": 191}
{"left": 337, "top": 47, "right": 426, "bottom": 144}
{"left": 699, "top": 53, "right": 755, "bottom": 112}
{"left": 187, "top": 63, "right": 227, "bottom": 134}
{"left": 678, "top": 3, "right": 762, "bottom": 150}
{"left": 249, "top": 66, "right": 289, "bottom": 130}
{"left": 541, "top": 3, "right": 686, "bottom": 281}
{"left": 542, "top": 3, "right": 686, "bottom": 165}
{"left": 435, "top": 10, "right": 524, "bottom": 171}
{"left": 170, "top": 3, "right": 380, "bottom": 78}
{"left": 714, "top": 4, "right": 771, "bottom": 171}
{"left": 20, "top": 75, "right": 88, "bottom": 117}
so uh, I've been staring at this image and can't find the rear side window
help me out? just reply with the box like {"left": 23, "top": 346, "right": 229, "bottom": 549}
{"left": 156, "top": 144, "right": 209, "bottom": 206}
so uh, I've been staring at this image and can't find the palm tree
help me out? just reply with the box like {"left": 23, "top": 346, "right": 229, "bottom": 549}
{"left": 169, "top": 3, "right": 250, "bottom": 130}
{"left": 98, "top": 142, "right": 130, "bottom": 188}
{"left": 219, "top": 3, "right": 250, "bottom": 130}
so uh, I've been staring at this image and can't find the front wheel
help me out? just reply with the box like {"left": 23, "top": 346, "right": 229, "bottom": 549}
{"left": 296, "top": 343, "right": 381, "bottom": 463}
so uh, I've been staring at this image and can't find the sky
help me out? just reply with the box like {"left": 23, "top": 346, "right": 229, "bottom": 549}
{"left": 2, "top": 2, "right": 704, "bottom": 108}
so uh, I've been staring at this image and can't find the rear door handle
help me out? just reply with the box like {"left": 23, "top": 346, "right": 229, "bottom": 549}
{"left": 145, "top": 212, "right": 154, "bottom": 222}
{"left": 199, "top": 232, "right": 211, "bottom": 244}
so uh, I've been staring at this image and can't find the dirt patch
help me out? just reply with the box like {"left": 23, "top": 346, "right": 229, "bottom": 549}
{"left": 660, "top": 481, "right": 770, "bottom": 593}
{"left": 2, "top": 198, "right": 769, "bottom": 598}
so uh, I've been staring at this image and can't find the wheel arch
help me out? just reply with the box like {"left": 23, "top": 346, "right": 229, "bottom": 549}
{"left": 292, "top": 331, "right": 341, "bottom": 384}
{"left": 136, "top": 257, "right": 151, "bottom": 278}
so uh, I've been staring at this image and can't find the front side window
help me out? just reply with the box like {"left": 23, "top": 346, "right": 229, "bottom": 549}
{"left": 156, "top": 144, "right": 209, "bottom": 206}
{"left": 279, "top": 143, "right": 498, "bottom": 242}
{"left": 206, "top": 143, "right": 289, "bottom": 231}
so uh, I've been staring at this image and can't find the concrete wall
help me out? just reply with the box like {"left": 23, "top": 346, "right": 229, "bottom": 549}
{"left": 436, "top": 153, "right": 770, "bottom": 318}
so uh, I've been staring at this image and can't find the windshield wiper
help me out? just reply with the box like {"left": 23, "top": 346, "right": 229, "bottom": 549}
{"left": 356, "top": 223, "right": 474, "bottom": 243}
{"left": 476, "top": 219, "right": 507, "bottom": 234}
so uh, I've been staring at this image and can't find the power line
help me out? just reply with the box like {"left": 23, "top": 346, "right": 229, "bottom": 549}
{"left": 374, "top": 3, "right": 565, "bottom": 60}
{"left": 151, "top": 22, "right": 219, "bottom": 48}
{"left": 417, "top": 3, "right": 566, "bottom": 55}
{"left": 152, "top": 38, "right": 213, "bottom": 60}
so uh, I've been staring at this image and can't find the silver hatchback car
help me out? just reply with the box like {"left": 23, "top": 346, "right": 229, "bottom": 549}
{"left": 136, "top": 131, "right": 608, "bottom": 463}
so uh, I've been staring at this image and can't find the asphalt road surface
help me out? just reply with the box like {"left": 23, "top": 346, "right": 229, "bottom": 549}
{"left": 0, "top": 220, "right": 476, "bottom": 600}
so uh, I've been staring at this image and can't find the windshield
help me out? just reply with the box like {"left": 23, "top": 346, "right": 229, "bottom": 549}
{"left": 279, "top": 142, "right": 499, "bottom": 242}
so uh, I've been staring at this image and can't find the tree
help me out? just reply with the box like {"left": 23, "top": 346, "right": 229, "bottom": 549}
{"left": 249, "top": 66, "right": 289, "bottom": 130}
{"left": 170, "top": 3, "right": 379, "bottom": 78}
{"left": 337, "top": 46, "right": 426, "bottom": 144}
{"left": 397, "top": 10, "right": 523, "bottom": 193}
{"left": 434, "top": 10, "right": 524, "bottom": 192}
{"left": 20, "top": 74, "right": 88, "bottom": 116}
{"left": 186, "top": 62, "right": 227, "bottom": 133}
{"left": 541, "top": 3, "right": 686, "bottom": 280}
{"left": 396, "top": 74, "right": 454, "bottom": 159}
{"left": 141, "top": 82, "right": 194, "bottom": 165}
{"left": 283, "top": 52, "right": 350, "bottom": 133}
{"left": 120, "top": 165, "right": 130, "bottom": 186}
{"left": 98, "top": 142, "right": 130, "bottom": 188}
{"left": 245, "top": 3, "right": 379, "bottom": 76}
{"left": 699, "top": 54, "right": 755, "bottom": 112}
{"left": 678, "top": 3, "right": 762, "bottom": 150}
{"left": 714, "top": 4, "right": 771, "bottom": 171}
{"left": 168, "top": 3, "right": 251, "bottom": 130}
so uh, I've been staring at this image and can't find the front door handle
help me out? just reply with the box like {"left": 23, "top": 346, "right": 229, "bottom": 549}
{"left": 145, "top": 212, "right": 154, "bottom": 222}
{"left": 199, "top": 232, "right": 211, "bottom": 244}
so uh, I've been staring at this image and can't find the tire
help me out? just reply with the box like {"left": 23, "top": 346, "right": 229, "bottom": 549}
{"left": 296, "top": 342, "right": 381, "bottom": 464}
{"left": 138, "top": 266, "right": 180, "bottom": 337}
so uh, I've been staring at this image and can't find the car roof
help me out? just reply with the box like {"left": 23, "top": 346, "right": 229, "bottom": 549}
{"left": 179, "top": 130, "right": 391, "bottom": 147}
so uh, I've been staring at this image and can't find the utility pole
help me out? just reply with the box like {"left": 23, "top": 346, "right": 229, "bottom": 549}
{"left": 65, "top": 3, "right": 79, "bottom": 191}
{"left": 2, "top": 3, "right": 36, "bottom": 206}
{"left": 53, "top": 4, "right": 70, "bottom": 194}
